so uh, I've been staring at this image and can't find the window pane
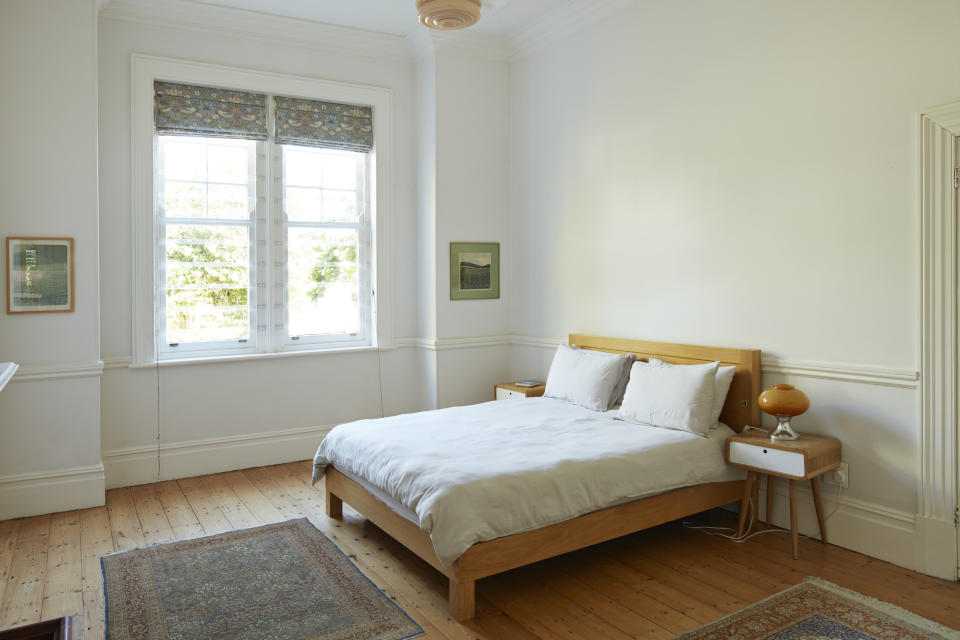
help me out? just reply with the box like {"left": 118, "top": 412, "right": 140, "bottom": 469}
{"left": 162, "top": 139, "right": 206, "bottom": 181}
{"left": 207, "top": 144, "right": 250, "bottom": 184}
{"left": 282, "top": 144, "right": 363, "bottom": 222}
{"left": 287, "top": 227, "right": 359, "bottom": 338}
{"left": 163, "top": 182, "right": 205, "bottom": 218}
{"left": 283, "top": 146, "right": 323, "bottom": 187}
{"left": 160, "top": 136, "right": 253, "bottom": 219}
{"left": 165, "top": 224, "right": 250, "bottom": 344}
{"left": 322, "top": 153, "right": 358, "bottom": 191}
{"left": 208, "top": 184, "right": 249, "bottom": 219}
{"left": 284, "top": 187, "right": 323, "bottom": 222}
{"left": 322, "top": 190, "right": 358, "bottom": 221}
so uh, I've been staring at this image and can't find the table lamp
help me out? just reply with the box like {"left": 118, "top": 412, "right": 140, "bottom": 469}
{"left": 758, "top": 384, "right": 809, "bottom": 441}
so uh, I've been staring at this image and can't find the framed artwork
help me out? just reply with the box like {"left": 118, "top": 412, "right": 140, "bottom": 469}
{"left": 6, "top": 237, "right": 75, "bottom": 314}
{"left": 450, "top": 242, "right": 500, "bottom": 300}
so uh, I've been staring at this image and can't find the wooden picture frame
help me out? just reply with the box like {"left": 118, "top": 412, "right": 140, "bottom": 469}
{"left": 450, "top": 242, "right": 499, "bottom": 300}
{"left": 6, "top": 237, "right": 75, "bottom": 314}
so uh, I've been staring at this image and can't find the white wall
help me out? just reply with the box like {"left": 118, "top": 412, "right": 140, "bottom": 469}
{"left": 98, "top": 15, "right": 429, "bottom": 487}
{"left": 421, "top": 45, "right": 513, "bottom": 407}
{"left": 508, "top": 0, "right": 960, "bottom": 575}
{"left": 0, "top": 0, "right": 104, "bottom": 519}
{"left": 434, "top": 49, "right": 511, "bottom": 341}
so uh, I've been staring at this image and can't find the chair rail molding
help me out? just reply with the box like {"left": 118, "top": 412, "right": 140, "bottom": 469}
{"left": 510, "top": 335, "right": 918, "bottom": 388}
{"left": 10, "top": 361, "right": 105, "bottom": 382}
{"left": 919, "top": 99, "right": 960, "bottom": 581}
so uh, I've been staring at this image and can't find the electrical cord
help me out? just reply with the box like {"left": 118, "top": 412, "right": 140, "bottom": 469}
{"left": 682, "top": 495, "right": 789, "bottom": 542}
{"left": 684, "top": 476, "right": 844, "bottom": 542}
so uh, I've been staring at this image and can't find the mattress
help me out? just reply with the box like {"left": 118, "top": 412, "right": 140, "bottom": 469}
{"left": 313, "top": 397, "right": 742, "bottom": 565}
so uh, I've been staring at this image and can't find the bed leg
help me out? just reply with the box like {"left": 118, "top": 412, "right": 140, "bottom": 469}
{"left": 448, "top": 577, "right": 475, "bottom": 621}
{"left": 325, "top": 488, "right": 343, "bottom": 519}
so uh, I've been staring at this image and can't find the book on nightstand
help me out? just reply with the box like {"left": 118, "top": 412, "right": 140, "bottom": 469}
{"left": 514, "top": 380, "right": 543, "bottom": 387}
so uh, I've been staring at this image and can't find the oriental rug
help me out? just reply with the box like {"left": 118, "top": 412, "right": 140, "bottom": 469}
{"left": 101, "top": 518, "right": 423, "bottom": 640}
{"left": 672, "top": 577, "right": 959, "bottom": 640}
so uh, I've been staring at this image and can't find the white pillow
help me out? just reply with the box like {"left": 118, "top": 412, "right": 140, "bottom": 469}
{"left": 650, "top": 358, "right": 736, "bottom": 428}
{"left": 618, "top": 360, "right": 718, "bottom": 436}
{"left": 544, "top": 345, "right": 635, "bottom": 411}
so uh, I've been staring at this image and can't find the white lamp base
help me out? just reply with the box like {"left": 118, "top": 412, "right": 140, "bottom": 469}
{"left": 770, "top": 415, "right": 799, "bottom": 441}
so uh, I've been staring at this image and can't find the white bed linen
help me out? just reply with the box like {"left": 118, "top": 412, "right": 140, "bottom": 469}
{"left": 312, "top": 397, "right": 742, "bottom": 565}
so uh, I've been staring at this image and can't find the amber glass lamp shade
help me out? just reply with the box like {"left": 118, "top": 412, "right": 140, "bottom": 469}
{"left": 758, "top": 384, "right": 809, "bottom": 441}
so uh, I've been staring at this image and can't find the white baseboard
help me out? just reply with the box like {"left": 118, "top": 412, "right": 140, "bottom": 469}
{"left": 914, "top": 515, "right": 959, "bottom": 580}
{"left": 0, "top": 464, "right": 105, "bottom": 520}
{"left": 735, "top": 480, "right": 934, "bottom": 575}
{"left": 102, "top": 424, "right": 334, "bottom": 488}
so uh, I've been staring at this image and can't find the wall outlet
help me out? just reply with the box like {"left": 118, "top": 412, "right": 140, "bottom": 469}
{"left": 823, "top": 462, "right": 849, "bottom": 488}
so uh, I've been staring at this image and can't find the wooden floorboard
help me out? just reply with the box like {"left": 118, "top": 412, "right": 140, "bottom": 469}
{"left": 0, "top": 462, "right": 957, "bottom": 639}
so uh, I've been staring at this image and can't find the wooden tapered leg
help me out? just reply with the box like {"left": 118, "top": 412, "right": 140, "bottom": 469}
{"left": 765, "top": 475, "right": 775, "bottom": 528}
{"left": 811, "top": 476, "right": 827, "bottom": 544}
{"left": 325, "top": 489, "right": 343, "bottom": 519}
{"left": 751, "top": 473, "right": 760, "bottom": 523}
{"left": 449, "top": 577, "right": 476, "bottom": 621}
{"left": 737, "top": 472, "right": 754, "bottom": 537}
{"left": 789, "top": 479, "right": 799, "bottom": 559}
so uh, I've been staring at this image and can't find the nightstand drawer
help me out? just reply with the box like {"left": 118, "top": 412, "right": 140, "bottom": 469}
{"left": 495, "top": 387, "right": 526, "bottom": 400}
{"left": 728, "top": 440, "right": 805, "bottom": 477}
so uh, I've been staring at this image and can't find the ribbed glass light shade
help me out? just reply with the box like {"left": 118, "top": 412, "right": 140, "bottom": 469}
{"left": 417, "top": 0, "right": 482, "bottom": 30}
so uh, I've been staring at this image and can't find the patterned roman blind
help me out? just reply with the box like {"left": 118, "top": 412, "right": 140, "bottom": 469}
{"left": 154, "top": 81, "right": 268, "bottom": 140}
{"left": 274, "top": 97, "right": 373, "bottom": 152}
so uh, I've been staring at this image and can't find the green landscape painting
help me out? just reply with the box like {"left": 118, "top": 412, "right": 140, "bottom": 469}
{"left": 7, "top": 238, "right": 73, "bottom": 313}
{"left": 458, "top": 251, "right": 491, "bottom": 290}
{"left": 449, "top": 242, "right": 499, "bottom": 300}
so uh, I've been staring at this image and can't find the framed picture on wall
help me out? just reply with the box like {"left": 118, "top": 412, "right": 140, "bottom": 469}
{"left": 6, "top": 237, "right": 75, "bottom": 313}
{"left": 450, "top": 242, "right": 500, "bottom": 300}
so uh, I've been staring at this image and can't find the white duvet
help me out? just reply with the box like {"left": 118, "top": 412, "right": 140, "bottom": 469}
{"left": 312, "top": 397, "right": 741, "bottom": 565}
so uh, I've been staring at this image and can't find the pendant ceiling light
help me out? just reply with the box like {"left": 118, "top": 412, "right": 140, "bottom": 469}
{"left": 416, "top": 0, "right": 482, "bottom": 30}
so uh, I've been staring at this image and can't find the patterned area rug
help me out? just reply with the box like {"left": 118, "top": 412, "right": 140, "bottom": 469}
{"left": 101, "top": 518, "right": 423, "bottom": 640}
{"left": 673, "top": 577, "right": 959, "bottom": 640}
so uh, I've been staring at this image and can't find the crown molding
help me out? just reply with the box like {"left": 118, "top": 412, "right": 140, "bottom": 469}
{"left": 99, "top": 0, "right": 413, "bottom": 61}
{"left": 509, "top": 0, "right": 634, "bottom": 59}
{"left": 430, "top": 30, "right": 513, "bottom": 62}
{"left": 99, "top": 0, "right": 636, "bottom": 64}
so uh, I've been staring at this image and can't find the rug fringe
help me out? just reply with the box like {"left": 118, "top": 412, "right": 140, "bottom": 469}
{"left": 801, "top": 577, "right": 960, "bottom": 639}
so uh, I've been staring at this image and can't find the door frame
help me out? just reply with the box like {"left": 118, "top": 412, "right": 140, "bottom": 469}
{"left": 920, "top": 101, "right": 960, "bottom": 581}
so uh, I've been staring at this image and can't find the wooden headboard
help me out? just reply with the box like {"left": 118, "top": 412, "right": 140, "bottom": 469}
{"left": 569, "top": 334, "right": 762, "bottom": 433}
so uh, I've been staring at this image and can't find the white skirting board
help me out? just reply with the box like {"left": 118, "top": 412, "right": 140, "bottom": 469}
{"left": 102, "top": 424, "right": 334, "bottom": 488}
{"left": 0, "top": 465, "right": 105, "bottom": 520}
{"left": 730, "top": 480, "right": 956, "bottom": 580}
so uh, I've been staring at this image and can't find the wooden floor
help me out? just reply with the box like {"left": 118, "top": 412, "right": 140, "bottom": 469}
{"left": 0, "top": 461, "right": 957, "bottom": 639}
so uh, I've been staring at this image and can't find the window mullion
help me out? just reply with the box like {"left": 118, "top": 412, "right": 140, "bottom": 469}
{"left": 253, "top": 140, "right": 267, "bottom": 353}
{"left": 156, "top": 137, "right": 167, "bottom": 355}
{"left": 360, "top": 151, "right": 372, "bottom": 345}
{"left": 271, "top": 137, "right": 286, "bottom": 349}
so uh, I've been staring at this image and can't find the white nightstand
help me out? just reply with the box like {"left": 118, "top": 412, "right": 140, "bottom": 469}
{"left": 724, "top": 430, "right": 842, "bottom": 559}
{"left": 494, "top": 382, "right": 545, "bottom": 400}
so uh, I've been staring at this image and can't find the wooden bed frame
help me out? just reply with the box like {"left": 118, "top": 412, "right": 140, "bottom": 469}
{"left": 323, "top": 335, "right": 762, "bottom": 620}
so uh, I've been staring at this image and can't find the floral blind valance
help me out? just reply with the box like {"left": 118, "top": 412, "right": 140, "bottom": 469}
{"left": 154, "top": 81, "right": 269, "bottom": 140}
{"left": 275, "top": 97, "right": 373, "bottom": 152}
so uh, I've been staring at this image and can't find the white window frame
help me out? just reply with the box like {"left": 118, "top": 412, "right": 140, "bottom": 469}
{"left": 156, "top": 136, "right": 261, "bottom": 358}
{"left": 131, "top": 54, "right": 392, "bottom": 366}
{"left": 274, "top": 145, "right": 372, "bottom": 351}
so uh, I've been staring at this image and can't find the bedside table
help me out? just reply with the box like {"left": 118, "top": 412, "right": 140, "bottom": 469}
{"left": 494, "top": 382, "right": 545, "bottom": 400}
{"left": 724, "top": 430, "right": 841, "bottom": 559}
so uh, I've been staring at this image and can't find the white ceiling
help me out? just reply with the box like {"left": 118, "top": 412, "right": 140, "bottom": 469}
{"left": 182, "top": 0, "right": 566, "bottom": 37}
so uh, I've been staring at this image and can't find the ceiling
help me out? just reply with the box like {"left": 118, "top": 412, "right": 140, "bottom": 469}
{"left": 182, "top": 0, "right": 566, "bottom": 37}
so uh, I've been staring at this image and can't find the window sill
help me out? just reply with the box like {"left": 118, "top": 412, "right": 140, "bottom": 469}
{"left": 130, "top": 344, "right": 392, "bottom": 369}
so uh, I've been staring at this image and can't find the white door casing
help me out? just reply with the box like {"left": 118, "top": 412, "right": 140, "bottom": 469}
{"left": 919, "top": 102, "right": 960, "bottom": 581}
